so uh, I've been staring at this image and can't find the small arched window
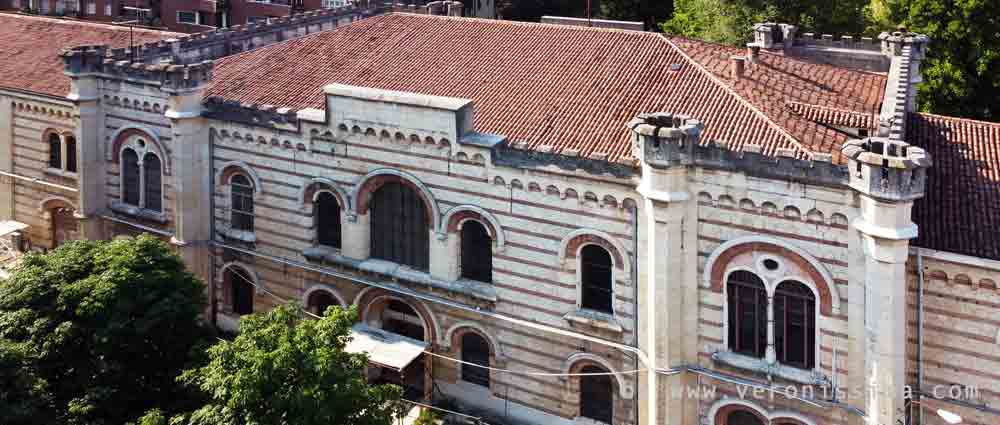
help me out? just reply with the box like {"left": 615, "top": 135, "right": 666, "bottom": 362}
{"left": 460, "top": 332, "right": 490, "bottom": 387}
{"left": 725, "top": 409, "right": 765, "bottom": 425}
{"left": 64, "top": 136, "right": 77, "bottom": 173}
{"left": 315, "top": 192, "right": 341, "bottom": 248}
{"left": 727, "top": 271, "right": 767, "bottom": 358}
{"left": 143, "top": 154, "right": 162, "bottom": 212}
{"left": 581, "top": 245, "right": 613, "bottom": 313}
{"left": 774, "top": 281, "right": 815, "bottom": 369}
{"left": 307, "top": 290, "right": 338, "bottom": 317}
{"left": 460, "top": 221, "right": 492, "bottom": 283}
{"left": 228, "top": 267, "right": 255, "bottom": 316}
{"left": 48, "top": 133, "right": 62, "bottom": 169}
{"left": 579, "top": 365, "right": 613, "bottom": 424}
{"left": 121, "top": 148, "right": 141, "bottom": 206}
{"left": 370, "top": 182, "right": 428, "bottom": 270}
{"left": 230, "top": 174, "right": 255, "bottom": 232}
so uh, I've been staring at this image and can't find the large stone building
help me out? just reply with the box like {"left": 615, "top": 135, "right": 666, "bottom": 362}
{"left": 0, "top": 6, "right": 998, "bottom": 425}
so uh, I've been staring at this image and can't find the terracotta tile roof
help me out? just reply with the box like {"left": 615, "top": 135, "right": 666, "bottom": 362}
{"left": 785, "top": 101, "right": 877, "bottom": 130}
{"left": 909, "top": 113, "right": 1000, "bottom": 261}
{"left": 0, "top": 13, "right": 177, "bottom": 98}
{"left": 209, "top": 13, "right": 887, "bottom": 163}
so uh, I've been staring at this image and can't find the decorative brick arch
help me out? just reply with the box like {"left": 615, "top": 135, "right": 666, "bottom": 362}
{"left": 440, "top": 205, "right": 505, "bottom": 250}
{"left": 559, "top": 229, "right": 627, "bottom": 273}
{"left": 444, "top": 322, "right": 502, "bottom": 359}
{"left": 38, "top": 196, "right": 77, "bottom": 213}
{"left": 705, "top": 236, "right": 839, "bottom": 316}
{"left": 561, "top": 353, "right": 631, "bottom": 398}
{"left": 707, "top": 399, "right": 815, "bottom": 425}
{"left": 302, "top": 283, "right": 348, "bottom": 309}
{"left": 215, "top": 161, "right": 262, "bottom": 199}
{"left": 109, "top": 126, "right": 170, "bottom": 175}
{"left": 352, "top": 169, "right": 440, "bottom": 231}
{"left": 298, "top": 177, "right": 350, "bottom": 211}
{"left": 353, "top": 287, "right": 441, "bottom": 344}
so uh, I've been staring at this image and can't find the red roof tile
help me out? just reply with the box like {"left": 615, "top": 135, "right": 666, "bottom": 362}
{"left": 785, "top": 101, "right": 877, "bottom": 130}
{"left": 209, "top": 13, "right": 887, "bottom": 163}
{"left": 909, "top": 113, "right": 1000, "bottom": 261}
{"left": 0, "top": 13, "right": 177, "bottom": 98}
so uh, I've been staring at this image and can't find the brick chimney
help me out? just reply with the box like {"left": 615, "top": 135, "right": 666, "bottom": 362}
{"left": 730, "top": 56, "right": 746, "bottom": 79}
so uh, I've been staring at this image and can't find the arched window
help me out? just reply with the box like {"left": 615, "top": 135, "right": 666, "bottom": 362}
{"left": 48, "top": 133, "right": 61, "bottom": 169}
{"left": 725, "top": 409, "right": 765, "bottom": 425}
{"left": 579, "top": 365, "right": 613, "bottom": 424}
{"left": 460, "top": 220, "right": 492, "bottom": 283}
{"left": 315, "top": 192, "right": 341, "bottom": 248}
{"left": 64, "top": 136, "right": 77, "bottom": 173}
{"left": 382, "top": 300, "right": 424, "bottom": 341}
{"left": 307, "top": 290, "right": 338, "bottom": 317}
{"left": 727, "top": 270, "right": 767, "bottom": 358}
{"left": 143, "top": 154, "right": 162, "bottom": 212}
{"left": 121, "top": 148, "right": 141, "bottom": 206}
{"left": 581, "top": 245, "right": 613, "bottom": 313}
{"left": 460, "top": 332, "right": 490, "bottom": 387}
{"left": 228, "top": 267, "right": 255, "bottom": 316}
{"left": 230, "top": 174, "right": 255, "bottom": 232}
{"left": 370, "top": 182, "right": 428, "bottom": 270}
{"left": 774, "top": 281, "right": 815, "bottom": 369}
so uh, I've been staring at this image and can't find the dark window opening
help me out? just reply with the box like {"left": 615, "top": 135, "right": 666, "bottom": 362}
{"left": 727, "top": 270, "right": 767, "bottom": 358}
{"left": 48, "top": 133, "right": 61, "bottom": 169}
{"left": 229, "top": 268, "right": 254, "bottom": 316}
{"left": 382, "top": 300, "right": 424, "bottom": 342}
{"left": 230, "top": 174, "right": 255, "bottom": 232}
{"left": 581, "top": 245, "right": 613, "bottom": 313}
{"left": 307, "top": 290, "right": 338, "bottom": 317}
{"left": 461, "top": 332, "right": 491, "bottom": 387}
{"left": 177, "top": 10, "right": 197, "bottom": 24}
{"left": 774, "top": 281, "right": 815, "bottom": 369}
{"left": 315, "top": 192, "right": 341, "bottom": 248}
{"left": 64, "top": 136, "right": 77, "bottom": 173}
{"left": 460, "top": 220, "right": 492, "bottom": 283}
{"left": 579, "top": 365, "right": 613, "bottom": 424}
{"left": 122, "top": 148, "right": 141, "bottom": 206}
{"left": 726, "top": 410, "right": 765, "bottom": 425}
{"left": 370, "top": 182, "right": 429, "bottom": 270}
{"left": 143, "top": 154, "right": 162, "bottom": 212}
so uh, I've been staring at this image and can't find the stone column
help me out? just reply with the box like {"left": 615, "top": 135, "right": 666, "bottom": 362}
{"left": 630, "top": 113, "right": 704, "bottom": 425}
{"left": 341, "top": 213, "right": 371, "bottom": 260}
{"left": 0, "top": 95, "right": 13, "bottom": 220}
{"left": 62, "top": 46, "right": 108, "bottom": 241}
{"left": 842, "top": 137, "right": 930, "bottom": 425}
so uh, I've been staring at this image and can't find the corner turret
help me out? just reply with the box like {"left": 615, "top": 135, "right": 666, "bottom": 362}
{"left": 842, "top": 137, "right": 931, "bottom": 202}
{"left": 627, "top": 112, "right": 704, "bottom": 169}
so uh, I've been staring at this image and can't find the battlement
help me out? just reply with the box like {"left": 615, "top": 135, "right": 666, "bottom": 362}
{"left": 879, "top": 31, "right": 929, "bottom": 58}
{"left": 203, "top": 96, "right": 300, "bottom": 131}
{"left": 751, "top": 22, "right": 889, "bottom": 72}
{"left": 628, "top": 112, "right": 705, "bottom": 168}
{"left": 61, "top": 44, "right": 213, "bottom": 92}
{"left": 842, "top": 137, "right": 931, "bottom": 201}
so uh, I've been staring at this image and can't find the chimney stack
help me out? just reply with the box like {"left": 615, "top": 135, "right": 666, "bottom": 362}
{"left": 730, "top": 56, "right": 746, "bottom": 79}
{"left": 747, "top": 44, "right": 760, "bottom": 63}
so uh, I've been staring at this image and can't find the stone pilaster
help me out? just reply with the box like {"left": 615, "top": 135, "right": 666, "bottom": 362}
{"left": 629, "top": 113, "right": 704, "bottom": 425}
{"left": 341, "top": 213, "right": 371, "bottom": 260}
{"left": 842, "top": 137, "right": 930, "bottom": 425}
{"left": 62, "top": 45, "right": 108, "bottom": 241}
{"left": 0, "top": 95, "right": 12, "bottom": 221}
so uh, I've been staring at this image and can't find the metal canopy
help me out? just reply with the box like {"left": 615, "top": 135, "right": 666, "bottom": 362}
{"left": 346, "top": 323, "right": 427, "bottom": 371}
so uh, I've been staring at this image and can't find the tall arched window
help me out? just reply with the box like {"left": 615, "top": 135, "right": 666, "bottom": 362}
{"left": 143, "top": 154, "right": 162, "bottom": 212}
{"left": 48, "top": 133, "right": 61, "bottom": 169}
{"left": 370, "top": 182, "right": 428, "bottom": 270}
{"left": 774, "top": 281, "right": 815, "bottom": 369}
{"left": 228, "top": 267, "right": 255, "bottom": 316}
{"left": 460, "top": 221, "right": 492, "bottom": 283}
{"left": 727, "top": 271, "right": 767, "bottom": 358}
{"left": 725, "top": 410, "right": 765, "bottom": 425}
{"left": 315, "top": 192, "right": 341, "bottom": 248}
{"left": 307, "top": 290, "right": 338, "bottom": 317}
{"left": 581, "top": 245, "right": 613, "bottom": 313}
{"left": 64, "top": 136, "right": 77, "bottom": 173}
{"left": 460, "top": 332, "right": 491, "bottom": 387}
{"left": 230, "top": 174, "right": 255, "bottom": 232}
{"left": 121, "top": 148, "right": 141, "bottom": 206}
{"left": 579, "top": 365, "right": 613, "bottom": 424}
{"left": 382, "top": 300, "right": 424, "bottom": 341}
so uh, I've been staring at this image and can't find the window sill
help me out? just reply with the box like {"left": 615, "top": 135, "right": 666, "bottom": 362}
{"left": 44, "top": 167, "right": 77, "bottom": 178}
{"left": 711, "top": 351, "right": 830, "bottom": 386}
{"left": 109, "top": 201, "right": 167, "bottom": 223}
{"left": 563, "top": 309, "right": 623, "bottom": 333}
{"left": 302, "top": 245, "right": 498, "bottom": 303}
{"left": 218, "top": 226, "right": 256, "bottom": 243}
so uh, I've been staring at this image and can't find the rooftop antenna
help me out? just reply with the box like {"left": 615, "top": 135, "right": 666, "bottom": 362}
{"left": 116, "top": 3, "right": 151, "bottom": 62}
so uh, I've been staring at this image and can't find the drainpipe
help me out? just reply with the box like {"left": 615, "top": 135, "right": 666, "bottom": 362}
{"left": 916, "top": 249, "right": 925, "bottom": 425}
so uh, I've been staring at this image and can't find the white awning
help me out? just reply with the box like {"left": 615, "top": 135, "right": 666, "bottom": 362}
{"left": 346, "top": 323, "right": 428, "bottom": 371}
{"left": 0, "top": 221, "right": 28, "bottom": 238}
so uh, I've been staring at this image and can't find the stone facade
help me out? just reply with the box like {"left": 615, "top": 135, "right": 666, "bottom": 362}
{"left": 0, "top": 12, "right": 998, "bottom": 425}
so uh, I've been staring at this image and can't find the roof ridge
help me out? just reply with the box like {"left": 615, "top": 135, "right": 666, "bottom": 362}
{"left": 659, "top": 34, "right": 812, "bottom": 157}
{"left": 391, "top": 12, "right": 655, "bottom": 36}
{"left": 785, "top": 101, "right": 875, "bottom": 117}
{"left": 914, "top": 111, "right": 1000, "bottom": 128}
{"left": 0, "top": 11, "right": 178, "bottom": 36}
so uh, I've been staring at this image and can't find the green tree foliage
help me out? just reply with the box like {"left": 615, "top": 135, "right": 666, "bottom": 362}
{"left": 885, "top": 0, "right": 1000, "bottom": 121}
{"left": 497, "top": 0, "right": 588, "bottom": 21}
{"left": 170, "top": 304, "right": 405, "bottom": 425}
{"left": 0, "top": 236, "right": 211, "bottom": 425}
{"left": 599, "top": 0, "right": 673, "bottom": 30}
